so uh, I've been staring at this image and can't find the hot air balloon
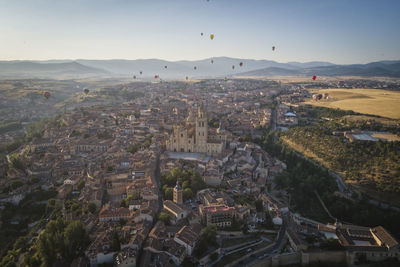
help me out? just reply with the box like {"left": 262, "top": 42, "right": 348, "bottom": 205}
{"left": 312, "top": 75, "right": 317, "bottom": 80}
{"left": 44, "top": 92, "right": 51, "bottom": 99}
{"left": 84, "top": 89, "right": 89, "bottom": 94}
{"left": 164, "top": 66, "right": 167, "bottom": 69}
{"left": 201, "top": 32, "right": 204, "bottom": 36}
{"left": 239, "top": 62, "right": 243, "bottom": 67}
{"left": 211, "top": 59, "right": 214, "bottom": 64}
{"left": 140, "top": 71, "right": 143, "bottom": 75}
{"left": 210, "top": 34, "right": 214, "bottom": 40}
{"left": 224, "top": 77, "right": 227, "bottom": 81}
{"left": 133, "top": 75, "right": 136, "bottom": 79}
{"left": 194, "top": 66, "right": 197, "bottom": 70}
{"left": 272, "top": 46, "right": 275, "bottom": 51}
{"left": 232, "top": 65, "right": 235, "bottom": 70}
{"left": 186, "top": 76, "right": 188, "bottom": 80}
{"left": 155, "top": 75, "right": 159, "bottom": 79}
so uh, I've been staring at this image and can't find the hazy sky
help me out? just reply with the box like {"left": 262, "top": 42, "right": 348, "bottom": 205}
{"left": 1, "top": 0, "right": 399, "bottom": 64}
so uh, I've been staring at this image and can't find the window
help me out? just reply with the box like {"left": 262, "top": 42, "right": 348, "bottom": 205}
{"left": 174, "top": 139, "right": 176, "bottom": 143}
{"left": 202, "top": 132, "right": 204, "bottom": 136}
{"left": 181, "top": 148, "right": 184, "bottom": 152}
{"left": 181, "top": 134, "right": 183, "bottom": 137}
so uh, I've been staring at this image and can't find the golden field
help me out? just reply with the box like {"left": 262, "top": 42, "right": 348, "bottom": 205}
{"left": 304, "top": 88, "right": 400, "bottom": 119}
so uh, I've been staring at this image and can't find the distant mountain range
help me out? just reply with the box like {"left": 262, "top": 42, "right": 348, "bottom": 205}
{"left": 0, "top": 61, "right": 108, "bottom": 78}
{"left": 238, "top": 61, "right": 400, "bottom": 78}
{"left": 0, "top": 58, "right": 399, "bottom": 79}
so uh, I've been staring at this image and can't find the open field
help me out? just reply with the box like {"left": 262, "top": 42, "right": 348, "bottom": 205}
{"left": 303, "top": 88, "right": 400, "bottom": 119}
{"left": 341, "top": 115, "right": 400, "bottom": 126}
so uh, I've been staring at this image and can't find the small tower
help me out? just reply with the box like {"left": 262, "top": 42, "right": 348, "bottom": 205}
{"left": 173, "top": 181, "right": 183, "bottom": 205}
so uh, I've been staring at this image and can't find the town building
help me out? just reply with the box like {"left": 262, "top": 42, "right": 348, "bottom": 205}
{"left": 174, "top": 224, "right": 202, "bottom": 255}
{"left": 99, "top": 204, "right": 132, "bottom": 222}
{"left": 163, "top": 200, "right": 188, "bottom": 223}
{"left": 199, "top": 204, "right": 235, "bottom": 227}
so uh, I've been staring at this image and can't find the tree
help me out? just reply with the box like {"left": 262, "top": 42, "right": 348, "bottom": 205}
{"left": 111, "top": 231, "right": 120, "bottom": 251}
{"left": 107, "top": 166, "right": 114, "bottom": 172}
{"left": 242, "top": 223, "right": 249, "bottom": 234}
{"left": 158, "top": 212, "right": 170, "bottom": 225}
{"left": 181, "top": 257, "right": 195, "bottom": 267}
{"left": 195, "top": 225, "right": 218, "bottom": 256}
{"left": 127, "top": 142, "right": 139, "bottom": 154}
{"left": 164, "top": 187, "right": 173, "bottom": 200}
{"left": 77, "top": 180, "right": 85, "bottom": 191}
{"left": 87, "top": 202, "right": 97, "bottom": 214}
{"left": 201, "top": 225, "right": 217, "bottom": 246}
{"left": 13, "top": 236, "right": 28, "bottom": 251}
{"left": 10, "top": 180, "right": 25, "bottom": 191}
{"left": 10, "top": 157, "right": 25, "bottom": 171}
{"left": 64, "top": 221, "right": 86, "bottom": 261}
{"left": 182, "top": 180, "right": 190, "bottom": 189}
{"left": 255, "top": 199, "right": 263, "bottom": 212}
{"left": 210, "top": 252, "right": 219, "bottom": 261}
{"left": 183, "top": 188, "right": 193, "bottom": 201}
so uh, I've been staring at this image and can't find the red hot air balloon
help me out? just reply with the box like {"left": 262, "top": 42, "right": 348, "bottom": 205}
{"left": 239, "top": 62, "right": 243, "bottom": 67}
{"left": 44, "top": 92, "right": 51, "bottom": 99}
{"left": 154, "top": 75, "right": 159, "bottom": 79}
{"left": 312, "top": 75, "right": 317, "bottom": 80}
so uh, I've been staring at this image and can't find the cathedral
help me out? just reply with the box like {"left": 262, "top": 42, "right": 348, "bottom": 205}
{"left": 166, "top": 104, "right": 226, "bottom": 156}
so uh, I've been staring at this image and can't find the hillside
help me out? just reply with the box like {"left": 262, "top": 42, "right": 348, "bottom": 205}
{"left": 280, "top": 105, "right": 400, "bottom": 206}
{"left": 1, "top": 58, "right": 400, "bottom": 79}
{"left": 238, "top": 61, "right": 400, "bottom": 78}
{"left": 0, "top": 61, "right": 108, "bottom": 78}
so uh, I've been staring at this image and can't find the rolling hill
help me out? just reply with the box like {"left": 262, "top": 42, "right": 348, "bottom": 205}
{"left": 0, "top": 61, "right": 108, "bottom": 78}
{"left": 0, "top": 58, "right": 399, "bottom": 79}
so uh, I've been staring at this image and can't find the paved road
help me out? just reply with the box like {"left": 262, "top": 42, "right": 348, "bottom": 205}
{"left": 225, "top": 214, "right": 288, "bottom": 267}
{"left": 271, "top": 108, "right": 277, "bottom": 132}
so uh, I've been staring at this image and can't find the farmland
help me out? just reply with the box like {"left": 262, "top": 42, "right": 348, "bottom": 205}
{"left": 303, "top": 88, "right": 400, "bottom": 119}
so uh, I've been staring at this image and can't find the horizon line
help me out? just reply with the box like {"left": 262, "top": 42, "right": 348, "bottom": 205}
{"left": 1, "top": 57, "right": 400, "bottom": 66}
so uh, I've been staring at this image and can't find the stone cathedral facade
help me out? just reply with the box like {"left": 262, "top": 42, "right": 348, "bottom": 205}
{"left": 166, "top": 104, "right": 226, "bottom": 156}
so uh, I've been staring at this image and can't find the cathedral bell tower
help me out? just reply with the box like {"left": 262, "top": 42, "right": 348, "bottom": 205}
{"left": 195, "top": 103, "right": 208, "bottom": 153}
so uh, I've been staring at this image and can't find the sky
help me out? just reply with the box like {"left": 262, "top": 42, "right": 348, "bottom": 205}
{"left": 0, "top": 0, "right": 399, "bottom": 64}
